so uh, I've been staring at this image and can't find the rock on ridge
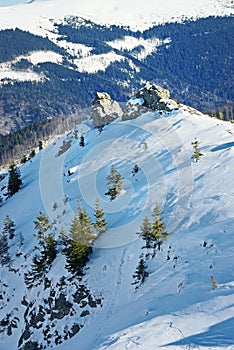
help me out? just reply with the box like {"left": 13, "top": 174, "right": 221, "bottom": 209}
{"left": 91, "top": 92, "right": 123, "bottom": 127}
{"left": 122, "top": 83, "right": 179, "bottom": 121}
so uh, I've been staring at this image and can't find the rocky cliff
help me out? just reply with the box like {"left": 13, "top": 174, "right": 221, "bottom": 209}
{"left": 91, "top": 92, "right": 123, "bottom": 127}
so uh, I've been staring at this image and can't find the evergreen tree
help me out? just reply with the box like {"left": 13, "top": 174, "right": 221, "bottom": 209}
{"left": 63, "top": 194, "right": 68, "bottom": 205}
{"left": 38, "top": 140, "right": 43, "bottom": 151}
{"left": 20, "top": 155, "right": 28, "bottom": 164}
{"left": 151, "top": 205, "right": 168, "bottom": 241}
{"left": 132, "top": 164, "right": 139, "bottom": 175}
{"left": 29, "top": 149, "right": 36, "bottom": 159}
{"left": 132, "top": 257, "right": 149, "bottom": 288}
{"left": 34, "top": 211, "right": 52, "bottom": 250}
{"left": 138, "top": 216, "right": 152, "bottom": 249}
{"left": 191, "top": 137, "right": 203, "bottom": 162}
{"left": 24, "top": 253, "right": 47, "bottom": 289}
{"left": 52, "top": 202, "right": 58, "bottom": 211}
{"left": 105, "top": 165, "right": 123, "bottom": 201}
{"left": 7, "top": 162, "right": 22, "bottom": 196}
{"left": 2, "top": 215, "right": 15, "bottom": 240}
{"left": 17, "top": 232, "right": 25, "bottom": 249}
{"left": 75, "top": 205, "right": 95, "bottom": 245}
{"left": 93, "top": 198, "right": 107, "bottom": 235}
{"left": 45, "top": 232, "right": 57, "bottom": 265}
{"left": 65, "top": 205, "right": 95, "bottom": 276}
{"left": 211, "top": 275, "right": 218, "bottom": 289}
{"left": 59, "top": 228, "right": 69, "bottom": 252}
{"left": 138, "top": 205, "right": 168, "bottom": 257}
{"left": 25, "top": 213, "right": 57, "bottom": 289}
{"left": 0, "top": 231, "right": 11, "bottom": 266}
{"left": 79, "top": 135, "right": 85, "bottom": 147}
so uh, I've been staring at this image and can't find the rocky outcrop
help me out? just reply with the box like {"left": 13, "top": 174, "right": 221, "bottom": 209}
{"left": 136, "top": 83, "right": 170, "bottom": 110}
{"left": 122, "top": 97, "right": 147, "bottom": 121}
{"left": 91, "top": 92, "right": 123, "bottom": 127}
{"left": 122, "top": 83, "right": 179, "bottom": 121}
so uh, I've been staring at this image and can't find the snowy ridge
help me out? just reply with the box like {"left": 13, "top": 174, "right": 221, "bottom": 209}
{"left": 0, "top": 102, "right": 234, "bottom": 349}
{"left": 0, "top": 0, "right": 233, "bottom": 33}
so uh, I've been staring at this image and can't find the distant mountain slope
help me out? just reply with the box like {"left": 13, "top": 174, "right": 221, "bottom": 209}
{"left": 0, "top": 0, "right": 233, "bottom": 32}
{"left": 0, "top": 97, "right": 233, "bottom": 350}
{"left": 0, "top": 15, "right": 233, "bottom": 140}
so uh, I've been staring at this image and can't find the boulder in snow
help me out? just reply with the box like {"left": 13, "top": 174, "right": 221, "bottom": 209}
{"left": 122, "top": 83, "right": 179, "bottom": 120}
{"left": 91, "top": 92, "right": 123, "bottom": 127}
{"left": 136, "top": 83, "right": 170, "bottom": 110}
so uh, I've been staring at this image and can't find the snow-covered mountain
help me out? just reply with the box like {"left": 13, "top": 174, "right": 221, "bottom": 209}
{"left": 0, "top": 0, "right": 233, "bottom": 139}
{"left": 0, "top": 87, "right": 233, "bottom": 350}
{"left": 0, "top": 0, "right": 233, "bottom": 32}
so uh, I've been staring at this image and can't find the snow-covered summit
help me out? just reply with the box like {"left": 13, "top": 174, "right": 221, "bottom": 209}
{"left": 0, "top": 97, "right": 233, "bottom": 349}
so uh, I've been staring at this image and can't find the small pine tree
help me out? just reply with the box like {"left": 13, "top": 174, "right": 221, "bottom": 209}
{"left": 132, "top": 164, "right": 139, "bottom": 175}
{"left": 151, "top": 205, "right": 168, "bottom": 241}
{"left": 79, "top": 135, "right": 85, "bottom": 147}
{"left": 45, "top": 232, "right": 57, "bottom": 265}
{"left": 132, "top": 257, "right": 149, "bottom": 288}
{"left": 3, "top": 215, "right": 15, "bottom": 240}
{"left": 7, "top": 162, "right": 22, "bottom": 196}
{"left": 0, "top": 231, "right": 11, "bottom": 266}
{"left": 93, "top": 198, "right": 107, "bottom": 235}
{"left": 63, "top": 194, "right": 68, "bottom": 205}
{"left": 17, "top": 232, "right": 25, "bottom": 249}
{"left": 25, "top": 213, "right": 56, "bottom": 289}
{"left": 138, "top": 216, "right": 152, "bottom": 249}
{"left": 29, "top": 149, "right": 36, "bottom": 159}
{"left": 65, "top": 205, "right": 95, "bottom": 275}
{"left": 211, "top": 275, "right": 218, "bottom": 289}
{"left": 20, "top": 155, "right": 28, "bottom": 164}
{"left": 38, "top": 140, "right": 43, "bottom": 151}
{"left": 191, "top": 138, "right": 203, "bottom": 162}
{"left": 24, "top": 253, "right": 47, "bottom": 288}
{"left": 59, "top": 228, "right": 69, "bottom": 252}
{"left": 105, "top": 165, "right": 123, "bottom": 201}
{"left": 52, "top": 202, "right": 58, "bottom": 211}
{"left": 34, "top": 211, "right": 52, "bottom": 250}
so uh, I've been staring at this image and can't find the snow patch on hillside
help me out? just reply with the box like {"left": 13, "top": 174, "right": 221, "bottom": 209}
{"left": 0, "top": 61, "right": 44, "bottom": 84}
{"left": 73, "top": 51, "right": 125, "bottom": 73}
{"left": 0, "top": 50, "right": 63, "bottom": 84}
{"left": 56, "top": 41, "right": 93, "bottom": 58}
{"left": 22, "top": 50, "right": 63, "bottom": 65}
{"left": 107, "top": 36, "right": 171, "bottom": 60}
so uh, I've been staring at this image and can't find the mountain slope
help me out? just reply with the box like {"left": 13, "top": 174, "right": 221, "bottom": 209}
{"left": 0, "top": 100, "right": 233, "bottom": 349}
{"left": 0, "top": 0, "right": 233, "bottom": 32}
{"left": 0, "top": 15, "right": 233, "bottom": 141}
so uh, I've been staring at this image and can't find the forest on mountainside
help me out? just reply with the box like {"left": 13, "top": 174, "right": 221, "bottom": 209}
{"left": 0, "top": 16, "right": 233, "bottom": 165}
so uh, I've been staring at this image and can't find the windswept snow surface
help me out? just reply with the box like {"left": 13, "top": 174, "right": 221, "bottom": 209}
{"left": 0, "top": 106, "right": 234, "bottom": 349}
{"left": 0, "top": 0, "right": 233, "bottom": 34}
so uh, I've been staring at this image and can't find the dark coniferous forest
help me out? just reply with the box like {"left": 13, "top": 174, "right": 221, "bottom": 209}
{"left": 0, "top": 15, "right": 233, "bottom": 165}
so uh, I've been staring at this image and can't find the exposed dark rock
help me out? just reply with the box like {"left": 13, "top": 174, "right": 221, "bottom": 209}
{"left": 68, "top": 323, "right": 82, "bottom": 338}
{"left": 50, "top": 293, "right": 72, "bottom": 320}
{"left": 136, "top": 83, "right": 170, "bottom": 109}
{"left": 80, "top": 310, "right": 90, "bottom": 317}
{"left": 122, "top": 83, "right": 179, "bottom": 121}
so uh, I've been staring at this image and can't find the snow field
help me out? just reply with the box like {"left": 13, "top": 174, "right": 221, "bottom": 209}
{"left": 0, "top": 106, "right": 234, "bottom": 349}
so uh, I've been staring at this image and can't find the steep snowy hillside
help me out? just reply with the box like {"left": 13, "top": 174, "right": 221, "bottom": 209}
{"left": 0, "top": 97, "right": 233, "bottom": 349}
